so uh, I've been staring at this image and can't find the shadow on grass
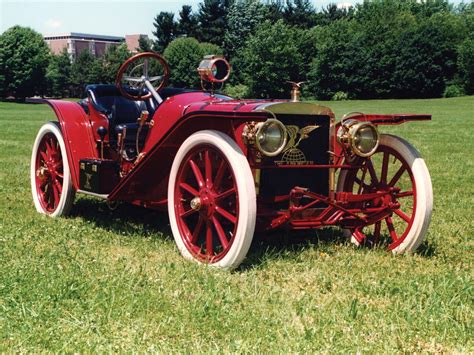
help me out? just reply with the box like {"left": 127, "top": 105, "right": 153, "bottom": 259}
{"left": 70, "top": 196, "right": 436, "bottom": 270}
{"left": 70, "top": 197, "right": 173, "bottom": 241}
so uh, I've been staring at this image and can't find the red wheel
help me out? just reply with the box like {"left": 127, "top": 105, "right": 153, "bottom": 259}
{"left": 31, "top": 122, "right": 75, "bottom": 216}
{"left": 338, "top": 134, "right": 432, "bottom": 253}
{"left": 168, "top": 130, "right": 256, "bottom": 269}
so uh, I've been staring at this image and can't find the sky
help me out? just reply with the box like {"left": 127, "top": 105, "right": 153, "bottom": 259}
{"left": 0, "top": 0, "right": 467, "bottom": 39}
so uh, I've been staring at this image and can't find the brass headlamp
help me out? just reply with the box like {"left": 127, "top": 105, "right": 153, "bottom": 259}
{"left": 243, "top": 119, "right": 288, "bottom": 157}
{"left": 337, "top": 119, "right": 380, "bottom": 157}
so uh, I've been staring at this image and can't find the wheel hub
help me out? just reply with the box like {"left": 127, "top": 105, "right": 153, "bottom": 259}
{"left": 190, "top": 197, "right": 202, "bottom": 211}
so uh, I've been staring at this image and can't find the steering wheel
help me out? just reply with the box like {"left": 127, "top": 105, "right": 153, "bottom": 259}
{"left": 115, "top": 52, "right": 170, "bottom": 102}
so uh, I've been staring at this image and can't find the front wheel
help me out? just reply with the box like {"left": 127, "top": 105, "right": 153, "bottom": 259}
{"left": 168, "top": 130, "right": 256, "bottom": 269}
{"left": 337, "top": 134, "right": 433, "bottom": 253}
{"left": 31, "top": 122, "right": 75, "bottom": 217}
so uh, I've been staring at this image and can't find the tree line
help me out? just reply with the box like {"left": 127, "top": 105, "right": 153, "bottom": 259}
{"left": 0, "top": 0, "right": 473, "bottom": 100}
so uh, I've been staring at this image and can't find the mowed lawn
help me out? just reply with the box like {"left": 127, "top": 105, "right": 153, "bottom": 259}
{"left": 0, "top": 97, "right": 472, "bottom": 352}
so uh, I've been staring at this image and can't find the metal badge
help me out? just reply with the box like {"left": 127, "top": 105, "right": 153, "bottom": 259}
{"left": 276, "top": 125, "right": 320, "bottom": 165}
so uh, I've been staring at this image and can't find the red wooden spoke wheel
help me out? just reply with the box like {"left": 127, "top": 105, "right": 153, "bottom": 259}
{"left": 338, "top": 134, "right": 433, "bottom": 253}
{"left": 31, "top": 122, "right": 75, "bottom": 217}
{"left": 168, "top": 130, "right": 256, "bottom": 269}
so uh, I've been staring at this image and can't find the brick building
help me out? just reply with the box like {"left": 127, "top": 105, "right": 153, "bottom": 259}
{"left": 44, "top": 32, "right": 149, "bottom": 59}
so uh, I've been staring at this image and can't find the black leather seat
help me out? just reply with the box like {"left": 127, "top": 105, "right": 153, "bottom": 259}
{"left": 85, "top": 85, "right": 200, "bottom": 153}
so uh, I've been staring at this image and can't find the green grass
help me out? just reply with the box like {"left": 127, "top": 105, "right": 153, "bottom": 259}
{"left": 0, "top": 97, "right": 473, "bottom": 352}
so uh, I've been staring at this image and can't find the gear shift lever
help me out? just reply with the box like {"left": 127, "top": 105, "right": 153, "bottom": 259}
{"left": 97, "top": 126, "right": 107, "bottom": 159}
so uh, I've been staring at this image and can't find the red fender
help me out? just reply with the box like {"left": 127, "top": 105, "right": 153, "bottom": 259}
{"left": 32, "top": 99, "right": 98, "bottom": 189}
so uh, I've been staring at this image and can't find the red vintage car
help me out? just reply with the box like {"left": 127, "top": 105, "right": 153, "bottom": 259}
{"left": 31, "top": 52, "right": 433, "bottom": 269}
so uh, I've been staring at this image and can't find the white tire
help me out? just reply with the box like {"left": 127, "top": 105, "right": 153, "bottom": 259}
{"left": 31, "top": 122, "right": 75, "bottom": 217}
{"left": 337, "top": 134, "right": 433, "bottom": 253}
{"left": 168, "top": 130, "right": 256, "bottom": 269}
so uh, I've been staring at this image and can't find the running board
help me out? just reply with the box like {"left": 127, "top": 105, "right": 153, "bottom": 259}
{"left": 77, "top": 189, "right": 108, "bottom": 199}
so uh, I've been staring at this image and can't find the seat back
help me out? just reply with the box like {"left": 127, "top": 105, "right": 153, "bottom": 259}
{"left": 86, "top": 84, "right": 152, "bottom": 126}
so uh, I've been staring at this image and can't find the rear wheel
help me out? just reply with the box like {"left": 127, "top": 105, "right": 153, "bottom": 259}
{"left": 31, "top": 122, "right": 75, "bottom": 217}
{"left": 168, "top": 130, "right": 256, "bottom": 269}
{"left": 337, "top": 134, "right": 433, "bottom": 253}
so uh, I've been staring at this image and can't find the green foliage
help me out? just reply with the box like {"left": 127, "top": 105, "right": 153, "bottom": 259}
{"left": 0, "top": 26, "right": 50, "bottom": 98}
{"left": 224, "top": 0, "right": 266, "bottom": 58}
{"left": 332, "top": 91, "right": 349, "bottom": 101}
{"left": 177, "top": 5, "right": 199, "bottom": 38}
{"left": 164, "top": 37, "right": 222, "bottom": 88}
{"left": 308, "top": 1, "right": 469, "bottom": 99}
{"left": 224, "top": 83, "right": 250, "bottom": 98}
{"left": 70, "top": 51, "right": 101, "bottom": 97}
{"left": 238, "top": 20, "right": 303, "bottom": 98}
{"left": 138, "top": 36, "right": 153, "bottom": 52}
{"left": 443, "top": 84, "right": 465, "bottom": 97}
{"left": 457, "top": 39, "right": 474, "bottom": 94}
{"left": 45, "top": 49, "right": 71, "bottom": 98}
{"left": 196, "top": 0, "right": 231, "bottom": 46}
{"left": 153, "top": 12, "right": 178, "bottom": 53}
{"left": 101, "top": 44, "right": 132, "bottom": 83}
{"left": 283, "top": 0, "right": 316, "bottom": 28}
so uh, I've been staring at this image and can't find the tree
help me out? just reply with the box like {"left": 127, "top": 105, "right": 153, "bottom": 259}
{"left": 224, "top": 0, "right": 266, "bottom": 58}
{"left": 45, "top": 49, "right": 72, "bottom": 97}
{"left": 70, "top": 51, "right": 100, "bottom": 97}
{"left": 237, "top": 20, "right": 302, "bottom": 98}
{"left": 457, "top": 39, "right": 474, "bottom": 94}
{"left": 153, "top": 12, "right": 178, "bottom": 52}
{"left": 138, "top": 36, "right": 153, "bottom": 52}
{"left": 164, "top": 37, "right": 222, "bottom": 88}
{"left": 316, "top": 3, "right": 354, "bottom": 26}
{"left": 196, "top": 0, "right": 231, "bottom": 45}
{"left": 283, "top": 0, "right": 316, "bottom": 28}
{"left": 101, "top": 43, "right": 131, "bottom": 83}
{"left": 177, "top": 5, "right": 199, "bottom": 38}
{"left": 0, "top": 26, "right": 50, "bottom": 98}
{"left": 263, "top": 0, "right": 284, "bottom": 23}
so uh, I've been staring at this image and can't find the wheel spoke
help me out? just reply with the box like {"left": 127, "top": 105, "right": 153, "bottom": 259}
{"left": 180, "top": 207, "right": 197, "bottom": 218}
{"left": 143, "top": 58, "right": 149, "bottom": 77}
{"left": 388, "top": 165, "right": 406, "bottom": 187}
{"left": 397, "top": 190, "right": 414, "bottom": 198}
{"left": 191, "top": 216, "right": 204, "bottom": 243}
{"left": 394, "top": 209, "right": 411, "bottom": 223}
{"left": 212, "top": 216, "right": 229, "bottom": 249}
{"left": 374, "top": 221, "right": 381, "bottom": 243}
{"left": 54, "top": 179, "right": 62, "bottom": 194}
{"left": 45, "top": 140, "right": 53, "bottom": 157}
{"left": 385, "top": 217, "right": 398, "bottom": 242}
{"left": 52, "top": 183, "right": 60, "bottom": 204}
{"left": 206, "top": 221, "right": 213, "bottom": 256}
{"left": 213, "top": 159, "right": 226, "bottom": 192}
{"left": 215, "top": 206, "right": 237, "bottom": 224}
{"left": 123, "top": 76, "right": 143, "bottom": 83}
{"left": 148, "top": 75, "right": 163, "bottom": 83}
{"left": 179, "top": 182, "right": 199, "bottom": 196}
{"left": 204, "top": 150, "right": 212, "bottom": 188}
{"left": 354, "top": 177, "right": 370, "bottom": 192}
{"left": 188, "top": 159, "right": 205, "bottom": 188}
{"left": 356, "top": 166, "right": 368, "bottom": 194}
{"left": 366, "top": 159, "right": 379, "bottom": 185}
{"left": 40, "top": 151, "right": 48, "bottom": 162}
{"left": 380, "top": 151, "right": 389, "bottom": 184}
{"left": 216, "top": 187, "right": 236, "bottom": 200}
